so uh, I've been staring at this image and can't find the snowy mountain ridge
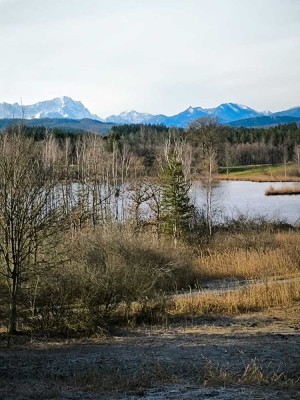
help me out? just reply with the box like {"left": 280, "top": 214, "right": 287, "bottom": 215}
{"left": 1, "top": 97, "right": 300, "bottom": 128}
{"left": 0, "top": 96, "right": 102, "bottom": 121}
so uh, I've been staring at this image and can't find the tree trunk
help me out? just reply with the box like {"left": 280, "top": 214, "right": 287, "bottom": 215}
{"left": 9, "top": 290, "right": 18, "bottom": 334}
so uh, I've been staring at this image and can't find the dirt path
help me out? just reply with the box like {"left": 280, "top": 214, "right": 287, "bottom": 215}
{"left": 175, "top": 274, "right": 300, "bottom": 297}
{"left": 0, "top": 306, "right": 299, "bottom": 399}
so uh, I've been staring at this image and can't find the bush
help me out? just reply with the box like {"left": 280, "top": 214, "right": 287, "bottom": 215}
{"left": 69, "top": 225, "right": 180, "bottom": 328}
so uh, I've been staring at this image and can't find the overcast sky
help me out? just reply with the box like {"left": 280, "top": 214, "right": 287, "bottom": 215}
{"left": 0, "top": 0, "right": 299, "bottom": 117}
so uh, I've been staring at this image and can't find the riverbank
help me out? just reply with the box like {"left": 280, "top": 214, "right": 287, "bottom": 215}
{"left": 219, "top": 175, "right": 300, "bottom": 182}
{"left": 218, "top": 163, "right": 300, "bottom": 182}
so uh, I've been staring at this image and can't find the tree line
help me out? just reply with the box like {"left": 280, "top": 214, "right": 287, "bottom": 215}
{"left": 18, "top": 120, "right": 300, "bottom": 174}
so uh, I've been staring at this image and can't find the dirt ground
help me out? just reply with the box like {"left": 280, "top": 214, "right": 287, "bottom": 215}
{"left": 0, "top": 305, "right": 299, "bottom": 400}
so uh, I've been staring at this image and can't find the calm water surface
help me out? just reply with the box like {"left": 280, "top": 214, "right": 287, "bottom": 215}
{"left": 191, "top": 181, "right": 300, "bottom": 224}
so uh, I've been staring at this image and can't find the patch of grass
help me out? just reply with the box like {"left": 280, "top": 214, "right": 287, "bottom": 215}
{"left": 220, "top": 164, "right": 273, "bottom": 174}
{"left": 219, "top": 163, "right": 300, "bottom": 181}
{"left": 199, "top": 357, "right": 300, "bottom": 388}
{"left": 2, "top": 356, "right": 298, "bottom": 399}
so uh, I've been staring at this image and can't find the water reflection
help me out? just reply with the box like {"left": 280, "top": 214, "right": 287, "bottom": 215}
{"left": 191, "top": 181, "right": 300, "bottom": 224}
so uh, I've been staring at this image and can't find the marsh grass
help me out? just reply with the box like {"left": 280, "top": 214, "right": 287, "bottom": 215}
{"left": 170, "top": 279, "right": 300, "bottom": 317}
{"left": 195, "top": 231, "right": 300, "bottom": 280}
{"left": 265, "top": 185, "right": 300, "bottom": 195}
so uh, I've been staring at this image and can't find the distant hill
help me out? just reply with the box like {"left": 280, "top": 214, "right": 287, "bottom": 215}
{"left": 0, "top": 118, "right": 114, "bottom": 134}
{"left": 272, "top": 107, "right": 300, "bottom": 119}
{"left": 228, "top": 115, "right": 300, "bottom": 127}
{"left": 148, "top": 107, "right": 208, "bottom": 127}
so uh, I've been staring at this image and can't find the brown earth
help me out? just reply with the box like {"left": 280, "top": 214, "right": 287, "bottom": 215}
{"left": 0, "top": 305, "right": 299, "bottom": 400}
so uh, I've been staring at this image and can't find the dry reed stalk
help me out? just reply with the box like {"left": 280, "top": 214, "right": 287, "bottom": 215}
{"left": 265, "top": 185, "right": 300, "bottom": 195}
{"left": 196, "top": 248, "right": 299, "bottom": 279}
{"left": 170, "top": 279, "right": 300, "bottom": 316}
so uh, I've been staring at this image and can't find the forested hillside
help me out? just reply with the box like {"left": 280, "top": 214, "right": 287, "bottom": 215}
{"left": 14, "top": 120, "right": 300, "bottom": 175}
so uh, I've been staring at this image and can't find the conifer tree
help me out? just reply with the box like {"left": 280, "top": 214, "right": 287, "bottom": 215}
{"left": 160, "top": 154, "right": 193, "bottom": 246}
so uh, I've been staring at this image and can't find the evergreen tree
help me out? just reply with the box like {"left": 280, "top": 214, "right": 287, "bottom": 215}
{"left": 160, "top": 154, "right": 193, "bottom": 246}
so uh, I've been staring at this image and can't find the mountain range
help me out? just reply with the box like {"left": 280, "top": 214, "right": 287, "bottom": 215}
{"left": 1, "top": 96, "right": 300, "bottom": 128}
{"left": 0, "top": 97, "right": 100, "bottom": 121}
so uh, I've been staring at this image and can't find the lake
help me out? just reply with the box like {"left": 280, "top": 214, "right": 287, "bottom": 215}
{"left": 191, "top": 181, "right": 300, "bottom": 225}
{"left": 69, "top": 180, "right": 300, "bottom": 225}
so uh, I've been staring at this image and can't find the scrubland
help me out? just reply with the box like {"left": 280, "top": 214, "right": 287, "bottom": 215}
{"left": 1, "top": 222, "right": 300, "bottom": 400}
{"left": 0, "top": 131, "right": 299, "bottom": 399}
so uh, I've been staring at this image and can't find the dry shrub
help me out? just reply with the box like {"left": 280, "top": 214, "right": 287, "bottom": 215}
{"left": 65, "top": 224, "right": 194, "bottom": 329}
{"left": 15, "top": 221, "right": 300, "bottom": 334}
{"left": 21, "top": 265, "right": 81, "bottom": 334}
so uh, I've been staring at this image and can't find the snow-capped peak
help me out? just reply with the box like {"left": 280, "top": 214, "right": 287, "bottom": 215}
{"left": 235, "top": 103, "right": 252, "bottom": 110}
{"left": 0, "top": 96, "right": 102, "bottom": 120}
{"left": 106, "top": 110, "right": 153, "bottom": 124}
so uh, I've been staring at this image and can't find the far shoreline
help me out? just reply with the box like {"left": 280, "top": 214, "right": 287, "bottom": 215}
{"left": 218, "top": 175, "right": 300, "bottom": 183}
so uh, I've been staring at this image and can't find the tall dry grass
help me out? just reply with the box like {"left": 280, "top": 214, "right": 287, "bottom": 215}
{"left": 265, "top": 185, "right": 300, "bottom": 195}
{"left": 170, "top": 279, "right": 300, "bottom": 316}
{"left": 195, "top": 231, "right": 300, "bottom": 280}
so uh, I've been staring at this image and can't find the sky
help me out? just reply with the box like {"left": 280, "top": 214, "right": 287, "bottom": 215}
{"left": 0, "top": 0, "right": 300, "bottom": 118}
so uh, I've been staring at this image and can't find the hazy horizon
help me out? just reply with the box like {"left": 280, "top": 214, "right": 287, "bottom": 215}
{"left": 1, "top": 0, "right": 299, "bottom": 117}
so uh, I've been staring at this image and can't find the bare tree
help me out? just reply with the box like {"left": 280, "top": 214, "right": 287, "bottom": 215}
{"left": 128, "top": 180, "right": 152, "bottom": 228}
{"left": 294, "top": 144, "right": 300, "bottom": 176}
{"left": 188, "top": 117, "right": 222, "bottom": 236}
{"left": 283, "top": 145, "right": 288, "bottom": 179}
{"left": 0, "top": 132, "right": 62, "bottom": 333}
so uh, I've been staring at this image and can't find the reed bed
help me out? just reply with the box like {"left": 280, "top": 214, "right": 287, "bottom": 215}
{"left": 196, "top": 248, "right": 299, "bottom": 279}
{"left": 195, "top": 232, "right": 300, "bottom": 280}
{"left": 170, "top": 279, "right": 300, "bottom": 317}
{"left": 265, "top": 185, "right": 300, "bottom": 195}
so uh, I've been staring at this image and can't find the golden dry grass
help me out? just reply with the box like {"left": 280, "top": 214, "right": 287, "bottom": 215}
{"left": 265, "top": 185, "right": 300, "bottom": 195}
{"left": 170, "top": 279, "right": 300, "bottom": 317}
{"left": 195, "top": 231, "right": 300, "bottom": 280}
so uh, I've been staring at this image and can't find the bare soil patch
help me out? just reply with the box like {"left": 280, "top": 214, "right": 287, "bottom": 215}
{"left": 0, "top": 305, "right": 299, "bottom": 399}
